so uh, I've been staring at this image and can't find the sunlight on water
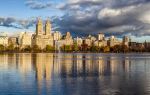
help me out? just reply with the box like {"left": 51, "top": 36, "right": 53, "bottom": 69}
{"left": 0, "top": 53, "right": 150, "bottom": 95}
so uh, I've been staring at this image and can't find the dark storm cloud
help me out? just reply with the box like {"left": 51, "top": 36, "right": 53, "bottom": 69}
{"left": 23, "top": 0, "right": 150, "bottom": 37}
{"left": 52, "top": 0, "right": 150, "bottom": 37}
{"left": 0, "top": 17, "right": 36, "bottom": 29}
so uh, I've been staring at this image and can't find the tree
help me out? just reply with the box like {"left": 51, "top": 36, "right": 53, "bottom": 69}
{"left": 45, "top": 45, "right": 54, "bottom": 52}
{"left": 122, "top": 45, "right": 129, "bottom": 53}
{"left": 32, "top": 45, "right": 41, "bottom": 52}
{"left": 103, "top": 46, "right": 110, "bottom": 53}
{"left": 81, "top": 44, "right": 88, "bottom": 51}
{"left": 60, "top": 45, "right": 72, "bottom": 52}
{"left": 0, "top": 44, "right": 5, "bottom": 52}
{"left": 7, "top": 44, "right": 14, "bottom": 51}
{"left": 112, "top": 45, "right": 122, "bottom": 53}
{"left": 23, "top": 45, "right": 32, "bottom": 52}
{"left": 72, "top": 42, "right": 79, "bottom": 51}
{"left": 90, "top": 45, "right": 100, "bottom": 52}
{"left": 64, "top": 45, "right": 72, "bottom": 52}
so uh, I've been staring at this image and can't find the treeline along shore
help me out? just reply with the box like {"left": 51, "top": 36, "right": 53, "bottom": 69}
{"left": 0, "top": 44, "right": 150, "bottom": 53}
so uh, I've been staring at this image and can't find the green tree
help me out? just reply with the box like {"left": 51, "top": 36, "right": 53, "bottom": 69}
{"left": 72, "top": 42, "right": 79, "bottom": 51}
{"left": 64, "top": 45, "right": 72, "bottom": 52}
{"left": 90, "top": 45, "right": 100, "bottom": 52}
{"left": 45, "top": 45, "right": 54, "bottom": 52}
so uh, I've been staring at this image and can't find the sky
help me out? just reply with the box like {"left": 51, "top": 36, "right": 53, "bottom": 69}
{"left": 0, "top": 0, "right": 150, "bottom": 42}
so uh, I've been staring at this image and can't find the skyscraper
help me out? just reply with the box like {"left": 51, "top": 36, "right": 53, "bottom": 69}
{"left": 98, "top": 33, "right": 105, "bottom": 41}
{"left": 32, "top": 18, "right": 54, "bottom": 49}
{"left": 36, "top": 18, "right": 43, "bottom": 35}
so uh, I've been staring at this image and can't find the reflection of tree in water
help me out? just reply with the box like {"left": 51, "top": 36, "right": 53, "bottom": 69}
{"left": 13, "top": 53, "right": 149, "bottom": 95}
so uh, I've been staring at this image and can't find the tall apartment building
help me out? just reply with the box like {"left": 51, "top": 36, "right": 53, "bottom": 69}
{"left": 20, "top": 32, "right": 32, "bottom": 48}
{"left": 32, "top": 18, "right": 54, "bottom": 49}
{"left": 0, "top": 32, "right": 8, "bottom": 46}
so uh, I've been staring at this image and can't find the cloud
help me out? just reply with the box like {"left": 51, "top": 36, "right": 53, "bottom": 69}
{"left": 51, "top": 0, "right": 150, "bottom": 37}
{"left": 20, "top": 0, "right": 150, "bottom": 37}
{"left": 25, "top": 0, "right": 52, "bottom": 10}
{"left": 0, "top": 17, "right": 36, "bottom": 29}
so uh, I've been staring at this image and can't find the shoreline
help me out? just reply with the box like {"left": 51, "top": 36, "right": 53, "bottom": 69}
{"left": 0, "top": 51, "right": 150, "bottom": 54}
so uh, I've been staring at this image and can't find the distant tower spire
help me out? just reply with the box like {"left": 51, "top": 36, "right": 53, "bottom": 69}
{"left": 36, "top": 17, "right": 43, "bottom": 35}
{"left": 45, "top": 18, "right": 51, "bottom": 35}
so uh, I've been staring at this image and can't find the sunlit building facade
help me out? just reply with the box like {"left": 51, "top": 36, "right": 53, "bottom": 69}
{"left": 20, "top": 32, "right": 31, "bottom": 48}
{"left": 108, "top": 35, "right": 122, "bottom": 47}
{"left": 32, "top": 18, "right": 54, "bottom": 49}
{"left": 74, "top": 37, "right": 83, "bottom": 46}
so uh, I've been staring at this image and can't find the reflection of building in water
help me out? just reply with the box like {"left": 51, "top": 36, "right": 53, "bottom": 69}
{"left": 84, "top": 54, "right": 94, "bottom": 73}
{"left": 60, "top": 54, "right": 109, "bottom": 77}
{"left": 34, "top": 53, "right": 54, "bottom": 81}
{"left": 109, "top": 56, "right": 121, "bottom": 74}
{"left": 74, "top": 54, "right": 83, "bottom": 73}
{"left": 32, "top": 53, "right": 54, "bottom": 94}
{"left": 61, "top": 54, "right": 73, "bottom": 75}
{"left": 0, "top": 54, "right": 8, "bottom": 70}
{"left": 18, "top": 54, "right": 32, "bottom": 75}
{"left": 122, "top": 57, "right": 131, "bottom": 73}
{"left": 85, "top": 55, "right": 100, "bottom": 75}
{"left": 7, "top": 54, "right": 17, "bottom": 69}
{"left": 98, "top": 57, "right": 106, "bottom": 74}
{"left": 108, "top": 56, "right": 131, "bottom": 74}
{"left": 32, "top": 53, "right": 54, "bottom": 95}
{"left": 53, "top": 53, "right": 62, "bottom": 76}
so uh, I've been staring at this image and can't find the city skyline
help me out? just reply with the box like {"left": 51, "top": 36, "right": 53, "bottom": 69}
{"left": 0, "top": 0, "right": 150, "bottom": 42}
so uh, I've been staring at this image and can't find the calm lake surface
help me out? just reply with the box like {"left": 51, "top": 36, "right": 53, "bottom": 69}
{"left": 0, "top": 53, "right": 150, "bottom": 95}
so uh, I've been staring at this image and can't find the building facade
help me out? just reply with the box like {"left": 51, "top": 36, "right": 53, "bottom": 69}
{"left": 98, "top": 33, "right": 105, "bottom": 41}
{"left": 0, "top": 36, "right": 8, "bottom": 46}
{"left": 108, "top": 36, "right": 121, "bottom": 47}
{"left": 20, "top": 32, "right": 32, "bottom": 48}
{"left": 53, "top": 31, "right": 62, "bottom": 41}
{"left": 123, "top": 36, "right": 130, "bottom": 47}
{"left": 74, "top": 37, "right": 83, "bottom": 46}
{"left": 32, "top": 18, "right": 54, "bottom": 49}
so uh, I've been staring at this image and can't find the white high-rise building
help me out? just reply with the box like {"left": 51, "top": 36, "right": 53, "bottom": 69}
{"left": 74, "top": 37, "right": 83, "bottom": 46}
{"left": 0, "top": 32, "right": 8, "bottom": 46}
{"left": 108, "top": 35, "right": 121, "bottom": 47}
{"left": 98, "top": 33, "right": 105, "bottom": 41}
{"left": 32, "top": 18, "right": 54, "bottom": 49}
{"left": 53, "top": 31, "right": 61, "bottom": 41}
{"left": 20, "top": 32, "right": 32, "bottom": 48}
{"left": 123, "top": 36, "right": 130, "bottom": 47}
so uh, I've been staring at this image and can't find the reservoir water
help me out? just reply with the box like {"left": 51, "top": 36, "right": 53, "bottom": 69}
{"left": 0, "top": 53, "right": 150, "bottom": 95}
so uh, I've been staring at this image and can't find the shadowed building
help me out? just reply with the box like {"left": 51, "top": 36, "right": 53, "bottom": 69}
{"left": 123, "top": 36, "right": 130, "bottom": 47}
